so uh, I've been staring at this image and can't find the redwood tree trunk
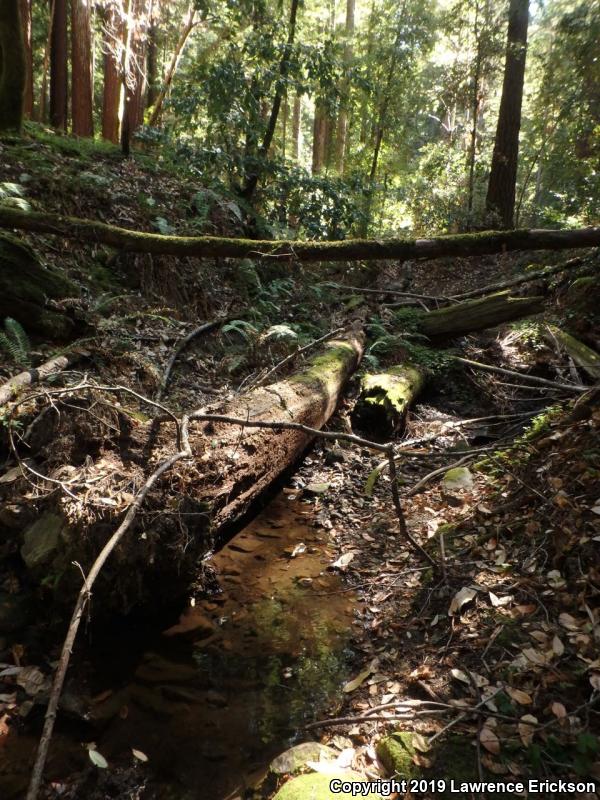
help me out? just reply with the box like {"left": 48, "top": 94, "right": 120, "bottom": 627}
{"left": 485, "top": 0, "right": 529, "bottom": 228}
{"left": 101, "top": 0, "right": 123, "bottom": 143}
{"left": 0, "top": 0, "right": 26, "bottom": 132}
{"left": 121, "top": 0, "right": 150, "bottom": 154}
{"left": 49, "top": 0, "right": 68, "bottom": 130}
{"left": 291, "top": 94, "right": 301, "bottom": 160}
{"left": 335, "top": 0, "right": 355, "bottom": 173}
{"left": 312, "top": 101, "right": 327, "bottom": 174}
{"left": 71, "top": 0, "right": 94, "bottom": 136}
{"left": 19, "top": 0, "right": 33, "bottom": 116}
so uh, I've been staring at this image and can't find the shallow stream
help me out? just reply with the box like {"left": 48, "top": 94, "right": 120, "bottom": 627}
{"left": 0, "top": 493, "right": 359, "bottom": 799}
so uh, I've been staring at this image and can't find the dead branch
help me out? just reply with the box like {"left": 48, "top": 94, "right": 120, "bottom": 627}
{"left": 455, "top": 356, "right": 588, "bottom": 393}
{"left": 156, "top": 317, "right": 228, "bottom": 402}
{"left": 0, "top": 352, "right": 81, "bottom": 408}
{"left": 25, "top": 416, "right": 193, "bottom": 800}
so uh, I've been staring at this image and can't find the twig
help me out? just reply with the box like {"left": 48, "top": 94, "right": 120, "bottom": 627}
{"left": 406, "top": 453, "right": 477, "bottom": 497}
{"left": 318, "top": 282, "right": 452, "bottom": 303}
{"left": 427, "top": 688, "right": 502, "bottom": 746}
{"left": 455, "top": 356, "right": 587, "bottom": 393}
{"left": 25, "top": 417, "right": 193, "bottom": 800}
{"left": 156, "top": 318, "right": 227, "bottom": 402}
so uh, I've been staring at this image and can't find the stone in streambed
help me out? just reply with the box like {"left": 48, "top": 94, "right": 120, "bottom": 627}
{"left": 376, "top": 731, "right": 418, "bottom": 779}
{"left": 273, "top": 771, "right": 382, "bottom": 800}
{"left": 270, "top": 742, "right": 338, "bottom": 776}
{"left": 20, "top": 513, "right": 63, "bottom": 570}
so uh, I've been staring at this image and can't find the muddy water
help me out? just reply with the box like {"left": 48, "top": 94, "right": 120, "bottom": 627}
{"left": 0, "top": 494, "right": 359, "bottom": 799}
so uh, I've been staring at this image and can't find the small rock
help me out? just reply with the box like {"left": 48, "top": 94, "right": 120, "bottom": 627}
{"left": 20, "top": 513, "right": 63, "bottom": 570}
{"left": 273, "top": 771, "right": 381, "bottom": 800}
{"left": 325, "top": 448, "right": 346, "bottom": 465}
{"left": 270, "top": 742, "right": 338, "bottom": 775}
{"left": 442, "top": 466, "right": 473, "bottom": 491}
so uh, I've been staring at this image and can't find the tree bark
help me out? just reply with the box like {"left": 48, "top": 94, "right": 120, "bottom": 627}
{"left": 485, "top": 0, "right": 529, "bottom": 228}
{"left": 0, "top": 0, "right": 26, "bottom": 133}
{"left": 291, "top": 94, "right": 301, "bottom": 160}
{"left": 335, "top": 0, "right": 355, "bottom": 174}
{"left": 543, "top": 326, "right": 600, "bottom": 381}
{"left": 312, "top": 101, "right": 327, "bottom": 174}
{"left": 419, "top": 291, "right": 543, "bottom": 339}
{"left": 0, "top": 207, "right": 599, "bottom": 263}
{"left": 353, "top": 364, "right": 424, "bottom": 437}
{"left": 101, "top": 0, "right": 124, "bottom": 143}
{"left": 147, "top": 4, "right": 196, "bottom": 127}
{"left": 49, "top": 0, "right": 68, "bottom": 130}
{"left": 241, "top": 0, "right": 300, "bottom": 200}
{"left": 71, "top": 0, "right": 94, "bottom": 136}
{"left": 146, "top": 2, "right": 159, "bottom": 108}
{"left": 19, "top": 0, "right": 33, "bottom": 117}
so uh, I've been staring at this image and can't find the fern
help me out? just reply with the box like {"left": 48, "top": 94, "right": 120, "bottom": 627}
{"left": 0, "top": 318, "right": 31, "bottom": 367}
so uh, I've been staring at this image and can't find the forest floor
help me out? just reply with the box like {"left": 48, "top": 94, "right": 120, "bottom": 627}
{"left": 0, "top": 128, "right": 599, "bottom": 799}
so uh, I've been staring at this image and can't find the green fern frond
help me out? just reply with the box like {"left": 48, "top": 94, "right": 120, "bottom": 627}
{"left": 0, "top": 318, "right": 31, "bottom": 367}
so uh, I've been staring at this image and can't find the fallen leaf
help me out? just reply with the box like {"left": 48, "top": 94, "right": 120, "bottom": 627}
{"left": 489, "top": 591, "right": 512, "bottom": 608}
{"left": 551, "top": 702, "right": 567, "bottom": 719}
{"left": 552, "top": 636, "right": 565, "bottom": 657}
{"left": 590, "top": 673, "right": 600, "bottom": 691}
{"left": 518, "top": 715, "right": 538, "bottom": 747}
{"left": 343, "top": 665, "right": 372, "bottom": 693}
{"left": 506, "top": 688, "right": 533, "bottom": 705}
{"left": 88, "top": 749, "right": 108, "bottom": 769}
{"left": 559, "top": 613, "right": 580, "bottom": 631}
{"left": 522, "top": 648, "right": 546, "bottom": 666}
{"left": 132, "top": 749, "right": 148, "bottom": 762}
{"left": 480, "top": 727, "right": 501, "bottom": 755}
{"left": 448, "top": 586, "right": 477, "bottom": 616}
{"left": 412, "top": 733, "right": 430, "bottom": 753}
{"left": 331, "top": 552, "right": 355, "bottom": 570}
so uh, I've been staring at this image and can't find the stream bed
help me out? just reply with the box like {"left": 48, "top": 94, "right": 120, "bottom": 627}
{"left": 0, "top": 493, "right": 360, "bottom": 799}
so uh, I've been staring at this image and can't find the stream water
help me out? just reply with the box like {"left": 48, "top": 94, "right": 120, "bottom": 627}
{"left": 0, "top": 493, "right": 359, "bottom": 799}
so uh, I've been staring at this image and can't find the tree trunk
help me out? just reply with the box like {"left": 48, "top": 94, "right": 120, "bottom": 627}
{"left": 335, "top": 0, "right": 355, "bottom": 174}
{"left": 353, "top": 364, "right": 424, "bottom": 437}
{"left": 1, "top": 207, "right": 599, "bottom": 263}
{"left": 71, "top": 0, "right": 94, "bottom": 136}
{"left": 147, "top": 4, "right": 196, "bottom": 127}
{"left": 419, "top": 291, "right": 543, "bottom": 339}
{"left": 146, "top": 3, "right": 159, "bottom": 109}
{"left": 122, "top": 0, "right": 152, "bottom": 154}
{"left": 19, "top": 0, "right": 33, "bottom": 117}
{"left": 291, "top": 94, "right": 301, "bottom": 160}
{"left": 0, "top": 0, "right": 26, "bottom": 133}
{"left": 240, "top": 0, "right": 300, "bottom": 200}
{"left": 485, "top": 0, "right": 529, "bottom": 228}
{"left": 101, "top": 0, "right": 123, "bottom": 143}
{"left": 312, "top": 101, "right": 327, "bottom": 174}
{"left": 49, "top": 0, "right": 68, "bottom": 130}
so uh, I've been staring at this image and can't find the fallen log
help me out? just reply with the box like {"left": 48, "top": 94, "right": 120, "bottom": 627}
{"left": 0, "top": 351, "right": 80, "bottom": 407}
{"left": 352, "top": 364, "right": 425, "bottom": 437}
{"left": 0, "top": 206, "right": 599, "bottom": 262}
{"left": 450, "top": 255, "right": 588, "bottom": 301}
{"left": 418, "top": 291, "right": 544, "bottom": 338}
{"left": 543, "top": 325, "right": 600, "bottom": 381}
{"left": 3, "top": 333, "right": 363, "bottom": 613}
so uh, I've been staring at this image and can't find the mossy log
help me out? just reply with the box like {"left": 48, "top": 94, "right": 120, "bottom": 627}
{"left": 544, "top": 325, "right": 600, "bottom": 381}
{"left": 0, "top": 206, "right": 599, "bottom": 262}
{"left": 2, "top": 334, "right": 363, "bottom": 613}
{"left": 353, "top": 364, "right": 425, "bottom": 437}
{"left": 418, "top": 291, "right": 544, "bottom": 338}
{"left": 0, "top": 234, "right": 75, "bottom": 338}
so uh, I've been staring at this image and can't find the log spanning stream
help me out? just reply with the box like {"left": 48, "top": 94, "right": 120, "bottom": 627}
{"left": 0, "top": 493, "right": 359, "bottom": 799}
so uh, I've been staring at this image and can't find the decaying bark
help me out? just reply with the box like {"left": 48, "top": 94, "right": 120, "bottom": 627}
{"left": 544, "top": 325, "right": 600, "bottom": 381}
{"left": 418, "top": 291, "right": 544, "bottom": 338}
{"left": 3, "top": 333, "right": 363, "bottom": 614}
{"left": 0, "top": 207, "right": 599, "bottom": 262}
{"left": 0, "top": 352, "right": 79, "bottom": 407}
{"left": 353, "top": 364, "right": 425, "bottom": 437}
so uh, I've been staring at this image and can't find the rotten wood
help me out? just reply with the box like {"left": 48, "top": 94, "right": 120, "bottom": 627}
{"left": 0, "top": 351, "right": 80, "bottom": 407}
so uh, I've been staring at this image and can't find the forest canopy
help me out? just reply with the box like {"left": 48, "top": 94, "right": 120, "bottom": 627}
{"left": 2, "top": 0, "right": 599, "bottom": 239}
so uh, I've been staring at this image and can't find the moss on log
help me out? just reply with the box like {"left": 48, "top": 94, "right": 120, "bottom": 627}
{"left": 0, "top": 234, "right": 75, "bottom": 338}
{"left": 353, "top": 364, "right": 425, "bottom": 437}
{"left": 544, "top": 325, "right": 600, "bottom": 381}
{"left": 0, "top": 206, "right": 599, "bottom": 262}
{"left": 3, "top": 334, "right": 363, "bottom": 613}
{"left": 418, "top": 291, "right": 544, "bottom": 338}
